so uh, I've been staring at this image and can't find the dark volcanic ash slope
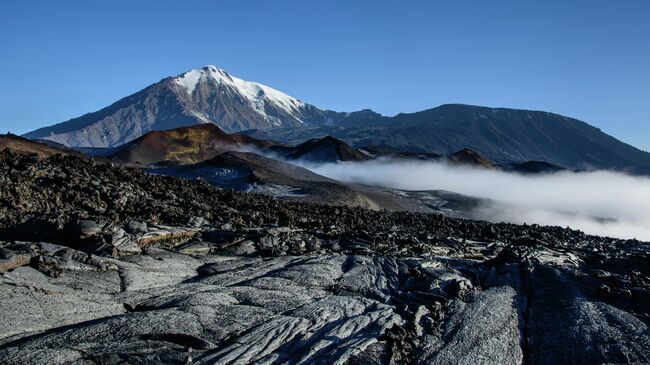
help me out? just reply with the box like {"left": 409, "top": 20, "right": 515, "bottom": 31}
{"left": 506, "top": 160, "right": 567, "bottom": 174}
{"left": 151, "top": 149, "right": 485, "bottom": 215}
{"left": 0, "top": 150, "right": 649, "bottom": 364}
{"left": 446, "top": 148, "right": 495, "bottom": 169}
{"left": 286, "top": 135, "right": 371, "bottom": 163}
{"left": 153, "top": 150, "right": 379, "bottom": 208}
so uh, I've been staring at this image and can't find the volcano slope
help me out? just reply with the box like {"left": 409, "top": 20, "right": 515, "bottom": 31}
{"left": 90, "top": 123, "right": 500, "bottom": 215}
{"left": 0, "top": 134, "right": 76, "bottom": 159}
{"left": 150, "top": 150, "right": 375, "bottom": 208}
{"left": 150, "top": 150, "right": 481, "bottom": 215}
{"left": 0, "top": 150, "right": 648, "bottom": 365}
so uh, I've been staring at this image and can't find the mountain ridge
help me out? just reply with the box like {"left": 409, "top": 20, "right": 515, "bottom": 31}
{"left": 22, "top": 66, "right": 650, "bottom": 173}
{"left": 247, "top": 103, "right": 650, "bottom": 174}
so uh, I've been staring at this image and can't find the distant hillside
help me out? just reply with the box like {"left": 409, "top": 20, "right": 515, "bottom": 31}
{"left": 247, "top": 104, "right": 650, "bottom": 174}
{"left": 506, "top": 161, "right": 567, "bottom": 174}
{"left": 447, "top": 148, "right": 495, "bottom": 169}
{"left": 107, "top": 124, "right": 241, "bottom": 165}
{"left": 0, "top": 134, "right": 74, "bottom": 158}
{"left": 286, "top": 136, "right": 371, "bottom": 163}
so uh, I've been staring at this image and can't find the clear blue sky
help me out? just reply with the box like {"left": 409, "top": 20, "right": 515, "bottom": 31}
{"left": 1, "top": 0, "right": 649, "bottom": 150}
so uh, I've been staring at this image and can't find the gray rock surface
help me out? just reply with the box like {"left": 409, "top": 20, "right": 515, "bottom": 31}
{"left": 0, "top": 150, "right": 648, "bottom": 364}
{"left": 1, "top": 238, "right": 648, "bottom": 364}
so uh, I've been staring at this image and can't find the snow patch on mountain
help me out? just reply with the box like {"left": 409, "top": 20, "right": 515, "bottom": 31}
{"left": 175, "top": 69, "right": 204, "bottom": 94}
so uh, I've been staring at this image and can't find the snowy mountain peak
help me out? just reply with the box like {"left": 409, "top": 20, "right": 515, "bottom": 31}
{"left": 173, "top": 65, "right": 307, "bottom": 118}
{"left": 23, "top": 66, "right": 346, "bottom": 147}
{"left": 202, "top": 64, "right": 222, "bottom": 72}
{"left": 201, "top": 65, "right": 233, "bottom": 82}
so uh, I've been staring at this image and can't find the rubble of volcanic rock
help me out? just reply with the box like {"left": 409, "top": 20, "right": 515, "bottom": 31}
{"left": 0, "top": 150, "right": 649, "bottom": 364}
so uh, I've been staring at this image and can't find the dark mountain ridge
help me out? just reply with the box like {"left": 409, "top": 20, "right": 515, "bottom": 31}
{"left": 248, "top": 103, "right": 650, "bottom": 174}
{"left": 286, "top": 135, "right": 372, "bottom": 163}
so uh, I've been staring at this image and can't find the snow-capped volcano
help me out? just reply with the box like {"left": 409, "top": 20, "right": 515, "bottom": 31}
{"left": 168, "top": 65, "right": 326, "bottom": 132}
{"left": 24, "top": 65, "right": 344, "bottom": 147}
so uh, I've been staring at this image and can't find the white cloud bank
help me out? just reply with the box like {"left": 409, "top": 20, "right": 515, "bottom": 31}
{"left": 305, "top": 159, "right": 650, "bottom": 241}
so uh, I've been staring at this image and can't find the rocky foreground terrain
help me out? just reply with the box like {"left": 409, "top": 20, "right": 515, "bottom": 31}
{"left": 0, "top": 150, "right": 649, "bottom": 364}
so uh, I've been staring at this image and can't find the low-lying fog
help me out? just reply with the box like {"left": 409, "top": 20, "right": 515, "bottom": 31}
{"left": 304, "top": 159, "right": 650, "bottom": 241}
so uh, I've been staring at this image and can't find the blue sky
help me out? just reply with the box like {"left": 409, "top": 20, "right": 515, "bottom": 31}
{"left": 1, "top": 0, "right": 649, "bottom": 150}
